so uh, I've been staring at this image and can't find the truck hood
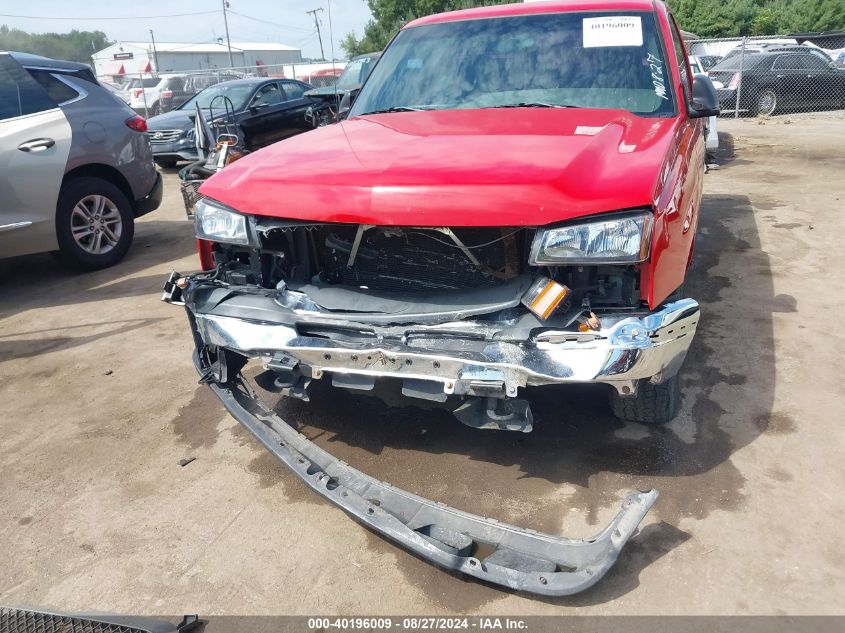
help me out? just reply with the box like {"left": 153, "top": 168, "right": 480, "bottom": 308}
{"left": 200, "top": 108, "right": 680, "bottom": 227}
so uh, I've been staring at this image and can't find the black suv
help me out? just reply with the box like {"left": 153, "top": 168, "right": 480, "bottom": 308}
{"left": 710, "top": 48, "right": 845, "bottom": 115}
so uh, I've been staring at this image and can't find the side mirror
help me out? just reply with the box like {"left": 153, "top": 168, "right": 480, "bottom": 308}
{"left": 687, "top": 74, "right": 720, "bottom": 119}
{"left": 338, "top": 88, "right": 361, "bottom": 120}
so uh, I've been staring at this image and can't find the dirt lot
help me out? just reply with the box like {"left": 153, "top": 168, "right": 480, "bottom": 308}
{"left": 1, "top": 113, "right": 844, "bottom": 616}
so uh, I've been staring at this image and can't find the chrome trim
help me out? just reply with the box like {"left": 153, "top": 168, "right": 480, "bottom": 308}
{"left": 191, "top": 298, "right": 700, "bottom": 396}
{"left": 0, "top": 221, "right": 33, "bottom": 233}
{"left": 148, "top": 129, "right": 185, "bottom": 143}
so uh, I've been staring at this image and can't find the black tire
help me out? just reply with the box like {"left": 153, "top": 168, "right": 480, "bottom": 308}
{"left": 155, "top": 159, "right": 178, "bottom": 169}
{"left": 610, "top": 375, "right": 680, "bottom": 425}
{"left": 752, "top": 88, "right": 777, "bottom": 116}
{"left": 55, "top": 177, "right": 134, "bottom": 270}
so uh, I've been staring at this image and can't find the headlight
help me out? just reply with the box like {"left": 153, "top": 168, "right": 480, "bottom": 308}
{"left": 529, "top": 210, "right": 653, "bottom": 265}
{"left": 195, "top": 198, "right": 250, "bottom": 245}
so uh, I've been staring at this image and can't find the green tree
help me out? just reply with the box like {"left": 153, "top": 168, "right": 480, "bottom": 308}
{"left": 0, "top": 25, "right": 111, "bottom": 63}
{"left": 342, "top": 0, "right": 511, "bottom": 56}
{"left": 667, "top": 0, "right": 845, "bottom": 37}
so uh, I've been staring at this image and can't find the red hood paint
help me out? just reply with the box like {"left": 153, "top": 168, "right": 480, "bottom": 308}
{"left": 200, "top": 108, "right": 680, "bottom": 227}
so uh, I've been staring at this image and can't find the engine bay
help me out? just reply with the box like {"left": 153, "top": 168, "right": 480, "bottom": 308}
{"left": 206, "top": 220, "right": 645, "bottom": 318}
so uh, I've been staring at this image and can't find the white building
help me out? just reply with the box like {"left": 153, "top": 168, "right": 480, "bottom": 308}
{"left": 92, "top": 41, "right": 302, "bottom": 79}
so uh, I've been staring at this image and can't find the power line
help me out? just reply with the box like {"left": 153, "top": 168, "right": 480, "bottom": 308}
{"left": 226, "top": 10, "right": 313, "bottom": 34}
{"left": 0, "top": 10, "right": 220, "bottom": 20}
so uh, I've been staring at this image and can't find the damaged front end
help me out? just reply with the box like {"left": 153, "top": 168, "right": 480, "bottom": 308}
{"left": 171, "top": 203, "right": 700, "bottom": 432}
{"left": 162, "top": 203, "right": 698, "bottom": 595}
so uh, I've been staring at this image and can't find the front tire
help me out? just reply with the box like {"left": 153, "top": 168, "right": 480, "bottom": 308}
{"left": 610, "top": 375, "right": 680, "bottom": 425}
{"left": 55, "top": 177, "right": 134, "bottom": 270}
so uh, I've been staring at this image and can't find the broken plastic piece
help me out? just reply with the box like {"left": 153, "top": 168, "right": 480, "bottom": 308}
{"left": 521, "top": 277, "right": 570, "bottom": 320}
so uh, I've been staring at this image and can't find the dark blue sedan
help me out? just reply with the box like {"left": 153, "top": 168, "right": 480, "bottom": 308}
{"left": 146, "top": 77, "right": 321, "bottom": 167}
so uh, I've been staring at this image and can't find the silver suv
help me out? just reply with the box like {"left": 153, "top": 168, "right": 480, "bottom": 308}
{"left": 0, "top": 52, "right": 162, "bottom": 269}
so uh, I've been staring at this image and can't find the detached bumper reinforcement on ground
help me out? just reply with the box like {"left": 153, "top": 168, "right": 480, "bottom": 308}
{"left": 195, "top": 353, "right": 659, "bottom": 596}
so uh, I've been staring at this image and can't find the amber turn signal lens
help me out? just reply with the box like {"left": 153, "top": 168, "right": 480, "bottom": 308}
{"left": 522, "top": 277, "right": 570, "bottom": 320}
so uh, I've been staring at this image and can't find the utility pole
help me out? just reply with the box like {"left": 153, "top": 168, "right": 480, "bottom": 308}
{"left": 222, "top": 0, "right": 234, "bottom": 68}
{"left": 149, "top": 29, "right": 160, "bottom": 72}
{"left": 306, "top": 7, "right": 325, "bottom": 60}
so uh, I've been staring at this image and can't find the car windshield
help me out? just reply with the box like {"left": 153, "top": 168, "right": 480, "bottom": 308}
{"left": 710, "top": 54, "right": 769, "bottom": 71}
{"left": 699, "top": 55, "right": 721, "bottom": 70}
{"left": 179, "top": 82, "right": 256, "bottom": 111}
{"left": 337, "top": 55, "right": 378, "bottom": 89}
{"left": 350, "top": 11, "right": 676, "bottom": 117}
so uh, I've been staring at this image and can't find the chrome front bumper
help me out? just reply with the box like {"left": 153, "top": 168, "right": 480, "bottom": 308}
{"left": 190, "top": 298, "right": 700, "bottom": 399}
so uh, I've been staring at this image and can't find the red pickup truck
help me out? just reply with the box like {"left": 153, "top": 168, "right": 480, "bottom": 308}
{"left": 164, "top": 0, "right": 718, "bottom": 596}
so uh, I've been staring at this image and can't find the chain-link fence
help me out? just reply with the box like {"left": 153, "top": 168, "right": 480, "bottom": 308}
{"left": 686, "top": 34, "right": 845, "bottom": 117}
{"left": 97, "top": 61, "right": 347, "bottom": 119}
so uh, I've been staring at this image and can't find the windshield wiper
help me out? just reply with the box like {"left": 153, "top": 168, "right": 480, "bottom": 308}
{"left": 485, "top": 102, "right": 577, "bottom": 109}
{"left": 362, "top": 106, "right": 425, "bottom": 114}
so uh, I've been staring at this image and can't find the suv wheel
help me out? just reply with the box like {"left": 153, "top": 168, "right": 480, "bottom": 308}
{"left": 610, "top": 375, "right": 680, "bottom": 425}
{"left": 754, "top": 89, "right": 777, "bottom": 116}
{"left": 55, "top": 177, "right": 134, "bottom": 270}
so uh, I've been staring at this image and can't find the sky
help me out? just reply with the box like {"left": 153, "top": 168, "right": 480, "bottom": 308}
{"left": 0, "top": 0, "right": 374, "bottom": 59}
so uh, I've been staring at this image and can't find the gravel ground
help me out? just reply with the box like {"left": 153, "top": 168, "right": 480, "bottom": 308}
{"left": 1, "top": 113, "right": 843, "bottom": 616}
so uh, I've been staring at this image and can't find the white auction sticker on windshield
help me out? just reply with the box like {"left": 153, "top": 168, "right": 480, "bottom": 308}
{"left": 583, "top": 16, "right": 643, "bottom": 48}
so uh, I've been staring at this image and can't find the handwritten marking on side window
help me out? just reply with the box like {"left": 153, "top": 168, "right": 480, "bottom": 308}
{"left": 648, "top": 53, "right": 669, "bottom": 101}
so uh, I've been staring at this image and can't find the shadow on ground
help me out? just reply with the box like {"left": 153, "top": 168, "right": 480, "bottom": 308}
{"left": 0, "top": 219, "right": 197, "bottom": 319}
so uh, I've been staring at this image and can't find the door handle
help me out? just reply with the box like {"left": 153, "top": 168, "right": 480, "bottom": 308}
{"left": 17, "top": 138, "right": 55, "bottom": 152}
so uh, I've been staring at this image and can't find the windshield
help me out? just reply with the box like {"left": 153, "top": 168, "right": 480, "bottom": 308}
{"left": 179, "top": 82, "right": 256, "bottom": 112}
{"left": 699, "top": 55, "right": 721, "bottom": 70}
{"left": 337, "top": 55, "right": 378, "bottom": 89}
{"left": 350, "top": 11, "right": 676, "bottom": 117}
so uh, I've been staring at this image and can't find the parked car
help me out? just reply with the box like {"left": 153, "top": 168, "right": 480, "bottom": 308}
{"left": 304, "top": 52, "right": 381, "bottom": 109}
{"left": 692, "top": 54, "right": 721, "bottom": 71}
{"left": 688, "top": 56, "right": 719, "bottom": 149}
{"left": 158, "top": 72, "right": 241, "bottom": 113}
{"left": 127, "top": 73, "right": 189, "bottom": 116}
{"left": 162, "top": 0, "right": 717, "bottom": 597}
{"left": 299, "top": 67, "right": 343, "bottom": 88}
{"left": 709, "top": 48, "right": 845, "bottom": 115}
{"left": 0, "top": 52, "right": 162, "bottom": 268}
{"left": 720, "top": 43, "right": 833, "bottom": 66}
{"left": 146, "top": 77, "right": 323, "bottom": 167}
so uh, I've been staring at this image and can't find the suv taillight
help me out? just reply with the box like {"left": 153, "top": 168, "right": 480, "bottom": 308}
{"left": 125, "top": 115, "right": 147, "bottom": 132}
{"left": 133, "top": 88, "right": 143, "bottom": 98}
{"left": 728, "top": 72, "right": 741, "bottom": 90}
{"left": 161, "top": 90, "right": 173, "bottom": 99}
